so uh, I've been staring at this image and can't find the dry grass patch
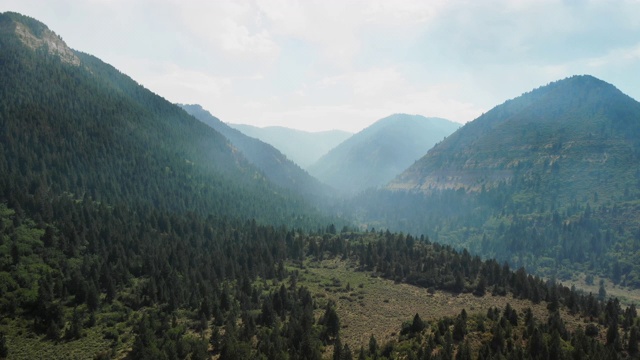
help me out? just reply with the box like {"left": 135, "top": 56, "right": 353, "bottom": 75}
{"left": 294, "top": 259, "right": 590, "bottom": 352}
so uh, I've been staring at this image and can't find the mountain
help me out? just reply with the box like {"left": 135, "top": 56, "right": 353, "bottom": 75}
{"left": 179, "top": 104, "right": 333, "bottom": 202}
{"left": 228, "top": 123, "right": 352, "bottom": 168}
{"left": 389, "top": 75, "right": 640, "bottom": 201}
{"left": 358, "top": 75, "right": 640, "bottom": 286}
{"left": 0, "top": 14, "right": 631, "bottom": 360}
{"left": 307, "top": 114, "right": 460, "bottom": 195}
{"left": 0, "top": 11, "right": 328, "bottom": 227}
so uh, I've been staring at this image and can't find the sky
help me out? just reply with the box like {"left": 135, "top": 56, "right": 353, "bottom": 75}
{"left": 4, "top": 0, "right": 640, "bottom": 132}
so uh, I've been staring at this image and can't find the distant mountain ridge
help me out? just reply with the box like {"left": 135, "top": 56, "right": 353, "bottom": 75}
{"left": 179, "top": 104, "right": 333, "bottom": 202}
{"left": 308, "top": 114, "right": 460, "bottom": 195}
{"left": 228, "top": 123, "right": 352, "bottom": 168}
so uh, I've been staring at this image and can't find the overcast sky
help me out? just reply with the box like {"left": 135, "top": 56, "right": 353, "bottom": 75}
{"left": 5, "top": 0, "right": 640, "bottom": 132}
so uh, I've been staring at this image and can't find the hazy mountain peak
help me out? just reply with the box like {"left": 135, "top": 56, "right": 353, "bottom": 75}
{"left": 228, "top": 123, "right": 352, "bottom": 168}
{"left": 308, "top": 114, "right": 459, "bottom": 195}
{"left": 0, "top": 12, "right": 80, "bottom": 66}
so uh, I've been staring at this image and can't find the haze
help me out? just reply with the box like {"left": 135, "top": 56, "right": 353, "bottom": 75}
{"left": 6, "top": 0, "right": 640, "bottom": 132}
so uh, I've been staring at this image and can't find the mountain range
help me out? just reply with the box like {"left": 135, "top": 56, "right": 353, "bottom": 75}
{"left": 1, "top": 12, "right": 639, "bottom": 360}
{"left": 179, "top": 104, "right": 333, "bottom": 203}
{"left": 228, "top": 123, "right": 351, "bottom": 168}
{"left": 308, "top": 114, "right": 460, "bottom": 195}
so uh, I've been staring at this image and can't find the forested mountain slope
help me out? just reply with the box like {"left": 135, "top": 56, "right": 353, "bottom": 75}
{"left": 389, "top": 75, "right": 640, "bottom": 201}
{"left": 308, "top": 114, "right": 459, "bottom": 195}
{"left": 0, "top": 13, "right": 637, "bottom": 360}
{"left": 355, "top": 76, "right": 640, "bottom": 286}
{"left": 179, "top": 104, "right": 334, "bottom": 203}
{"left": 0, "top": 11, "right": 326, "bottom": 227}
{"left": 228, "top": 123, "right": 352, "bottom": 169}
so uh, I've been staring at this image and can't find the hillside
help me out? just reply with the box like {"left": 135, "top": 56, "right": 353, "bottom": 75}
{"left": 179, "top": 104, "right": 334, "bottom": 203}
{"left": 356, "top": 76, "right": 640, "bottom": 286}
{"left": 1, "top": 13, "right": 637, "bottom": 360}
{"left": 0, "top": 12, "right": 327, "bottom": 227}
{"left": 389, "top": 75, "right": 640, "bottom": 201}
{"left": 2, "top": 196, "right": 630, "bottom": 359}
{"left": 228, "top": 123, "right": 352, "bottom": 169}
{"left": 308, "top": 114, "right": 459, "bottom": 195}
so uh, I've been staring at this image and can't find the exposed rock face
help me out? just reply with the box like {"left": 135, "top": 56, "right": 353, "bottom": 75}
{"left": 0, "top": 12, "right": 80, "bottom": 66}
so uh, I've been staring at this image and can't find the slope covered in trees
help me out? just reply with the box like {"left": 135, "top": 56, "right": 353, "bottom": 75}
{"left": 228, "top": 123, "right": 352, "bottom": 169}
{"left": 354, "top": 76, "right": 640, "bottom": 286}
{"left": 179, "top": 104, "right": 334, "bottom": 204}
{"left": 308, "top": 114, "right": 459, "bottom": 195}
{"left": 0, "top": 11, "right": 328, "bottom": 228}
{"left": 1, "top": 12, "right": 639, "bottom": 360}
{"left": 1, "top": 193, "right": 635, "bottom": 359}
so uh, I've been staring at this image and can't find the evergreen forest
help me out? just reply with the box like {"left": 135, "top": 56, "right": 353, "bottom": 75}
{"left": 1, "top": 11, "right": 640, "bottom": 360}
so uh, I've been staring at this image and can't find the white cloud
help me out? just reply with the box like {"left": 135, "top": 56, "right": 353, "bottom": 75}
{"left": 170, "top": 1, "right": 279, "bottom": 62}
{"left": 586, "top": 43, "right": 640, "bottom": 68}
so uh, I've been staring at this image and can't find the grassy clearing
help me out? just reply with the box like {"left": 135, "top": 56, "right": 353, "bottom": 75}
{"left": 1, "top": 302, "right": 136, "bottom": 360}
{"left": 558, "top": 273, "right": 640, "bottom": 307}
{"left": 291, "top": 258, "right": 593, "bottom": 353}
{"left": 6, "top": 324, "right": 117, "bottom": 360}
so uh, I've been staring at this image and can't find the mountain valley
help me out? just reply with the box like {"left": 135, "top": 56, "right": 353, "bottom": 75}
{"left": 1, "top": 11, "right": 639, "bottom": 360}
{"left": 179, "top": 104, "right": 334, "bottom": 205}
{"left": 228, "top": 123, "right": 352, "bottom": 169}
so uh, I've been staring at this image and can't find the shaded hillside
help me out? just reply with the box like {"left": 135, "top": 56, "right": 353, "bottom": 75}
{"left": 0, "top": 13, "right": 635, "bottom": 360}
{"left": 0, "top": 12, "right": 327, "bottom": 227}
{"left": 179, "top": 104, "right": 334, "bottom": 203}
{"left": 355, "top": 76, "right": 640, "bottom": 286}
{"left": 308, "top": 114, "right": 459, "bottom": 195}
{"left": 228, "top": 123, "right": 352, "bottom": 168}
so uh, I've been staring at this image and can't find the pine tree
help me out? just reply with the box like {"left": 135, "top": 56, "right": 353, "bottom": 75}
{"left": 65, "top": 308, "right": 83, "bottom": 340}
{"left": 549, "top": 330, "right": 562, "bottom": 360}
{"left": 210, "top": 325, "right": 221, "bottom": 353}
{"left": 358, "top": 346, "right": 366, "bottom": 360}
{"left": 452, "top": 315, "right": 466, "bottom": 342}
{"left": 474, "top": 275, "right": 487, "bottom": 296}
{"left": 369, "top": 335, "right": 378, "bottom": 357}
{"left": 455, "top": 340, "right": 472, "bottom": 360}
{"left": 342, "top": 343, "right": 353, "bottom": 360}
{"left": 411, "top": 313, "right": 425, "bottom": 333}
{"left": 490, "top": 322, "right": 504, "bottom": 354}
{"left": 86, "top": 282, "right": 99, "bottom": 312}
{"left": 599, "top": 280, "right": 607, "bottom": 301}
{"left": 322, "top": 300, "right": 340, "bottom": 341}
{"left": 46, "top": 320, "right": 61, "bottom": 341}
{"left": 333, "top": 336, "right": 342, "bottom": 360}
{"left": 629, "top": 326, "right": 639, "bottom": 355}
{"left": 528, "top": 327, "right": 545, "bottom": 359}
{"left": 0, "top": 332, "right": 8, "bottom": 358}
{"left": 606, "top": 321, "right": 619, "bottom": 349}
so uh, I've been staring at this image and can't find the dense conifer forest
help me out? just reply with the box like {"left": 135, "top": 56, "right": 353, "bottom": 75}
{"left": 1, "top": 193, "right": 638, "bottom": 358}
{"left": 1, "top": 12, "right": 639, "bottom": 359}
{"left": 353, "top": 76, "right": 640, "bottom": 289}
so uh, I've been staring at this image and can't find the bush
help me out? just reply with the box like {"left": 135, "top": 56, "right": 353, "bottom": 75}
{"left": 585, "top": 324, "right": 599, "bottom": 337}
